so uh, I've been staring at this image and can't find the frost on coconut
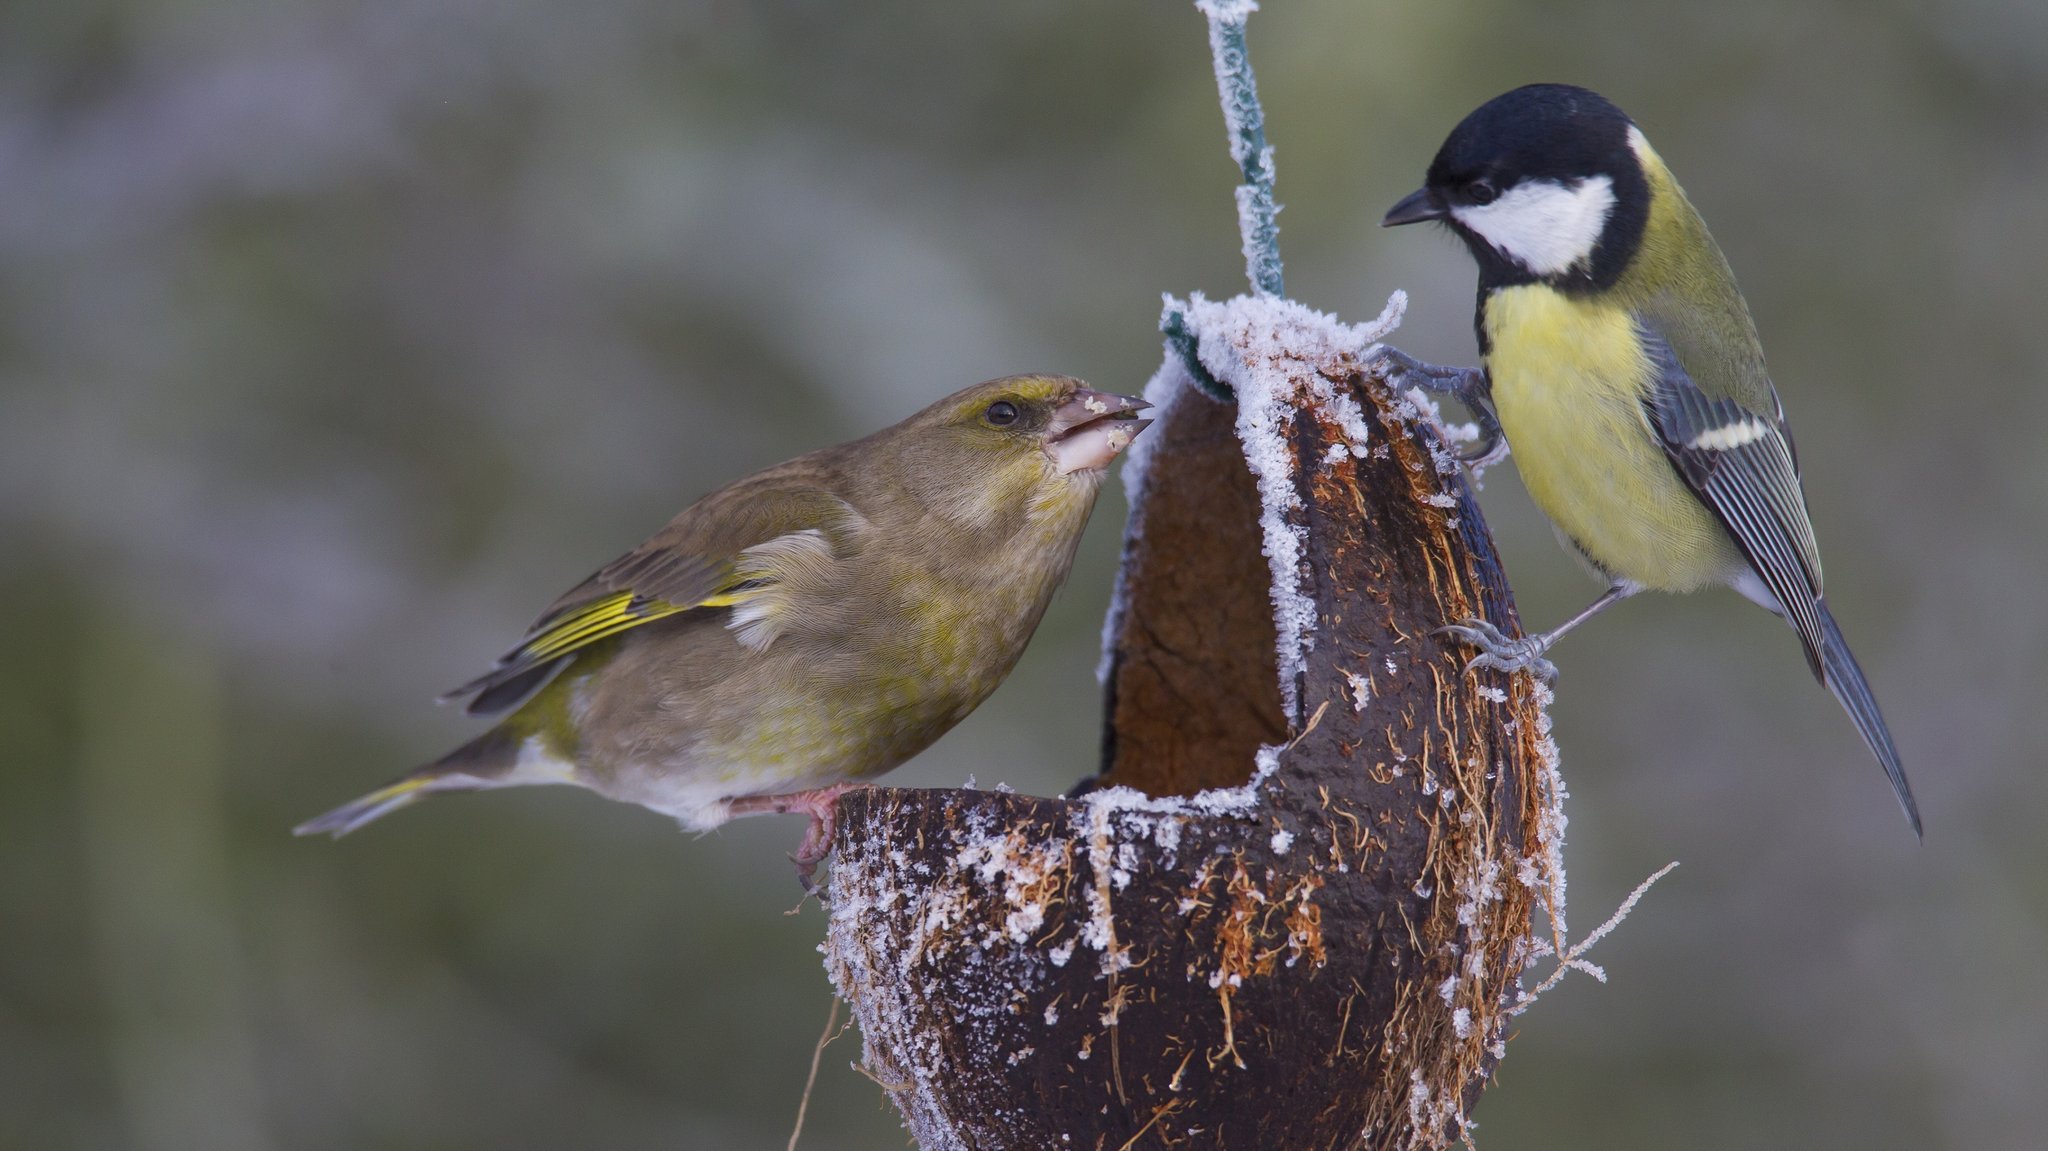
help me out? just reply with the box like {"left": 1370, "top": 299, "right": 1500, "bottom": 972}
{"left": 1168, "top": 290, "right": 1401, "bottom": 717}
{"left": 813, "top": 287, "right": 1602, "bottom": 1147}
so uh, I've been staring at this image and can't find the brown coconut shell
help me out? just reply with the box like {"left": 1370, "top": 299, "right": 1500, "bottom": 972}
{"left": 824, "top": 297, "right": 1558, "bottom": 1151}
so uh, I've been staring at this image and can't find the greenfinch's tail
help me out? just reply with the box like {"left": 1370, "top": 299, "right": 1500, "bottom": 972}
{"left": 294, "top": 728, "right": 520, "bottom": 838}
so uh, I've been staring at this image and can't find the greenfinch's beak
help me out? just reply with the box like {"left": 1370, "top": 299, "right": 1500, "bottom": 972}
{"left": 1046, "top": 389, "right": 1151, "bottom": 475}
{"left": 1382, "top": 187, "right": 1445, "bottom": 227}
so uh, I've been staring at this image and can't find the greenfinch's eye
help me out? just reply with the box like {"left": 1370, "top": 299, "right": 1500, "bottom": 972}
{"left": 985, "top": 400, "right": 1019, "bottom": 426}
{"left": 1466, "top": 178, "right": 1499, "bottom": 206}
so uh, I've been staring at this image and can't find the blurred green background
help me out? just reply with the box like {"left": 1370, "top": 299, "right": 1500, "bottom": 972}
{"left": 3, "top": 0, "right": 2042, "bottom": 1147}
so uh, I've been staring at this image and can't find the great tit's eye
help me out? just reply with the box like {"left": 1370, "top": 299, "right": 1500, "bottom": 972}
{"left": 1466, "top": 179, "right": 1499, "bottom": 206}
{"left": 985, "top": 400, "right": 1020, "bottom": 426}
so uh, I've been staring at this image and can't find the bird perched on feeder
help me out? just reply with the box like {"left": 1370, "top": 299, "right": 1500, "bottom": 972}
{"left": 1377, "top": 83, "right": 1919, "bottom": 835}
{"left": 297, "top": 375, "right": 1151, "bottom": 883}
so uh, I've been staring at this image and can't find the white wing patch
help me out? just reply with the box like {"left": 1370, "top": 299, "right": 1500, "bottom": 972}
{"left": 727, "top": 528, "right": 837, "bottom": 652}
{"left": 1452, "top": 174, "right": 1615, "bottom": 277}
{"left": 727, "top": 598, "right": 780, "bottom": 652}
{"left": 1687, "top": 418, "right": 1771, "bottom": 451}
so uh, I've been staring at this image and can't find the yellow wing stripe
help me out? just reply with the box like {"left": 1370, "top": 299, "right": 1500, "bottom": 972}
{"left": 515, "top": 582, "right": 767, "bottom": 664}
{"left": 522, "top": 592, "right": 686, "bottom": 660}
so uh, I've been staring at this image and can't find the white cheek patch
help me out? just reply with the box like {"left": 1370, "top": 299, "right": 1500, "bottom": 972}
{"left": 1451, "top": 174, "right": 1616, "bottom": 277}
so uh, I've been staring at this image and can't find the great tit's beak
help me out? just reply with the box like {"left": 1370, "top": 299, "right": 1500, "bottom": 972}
{"left": 1381, "top": 187, "right": 1446, "bottom": 227}
{"left": 1046, "top": 389, "right": 1151, "bottom": 475}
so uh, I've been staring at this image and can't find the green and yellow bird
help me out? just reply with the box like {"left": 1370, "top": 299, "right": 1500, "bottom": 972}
{"left": 298, "top": 376, "right": 1150, "bottom": 880}
{"left": 1379, "top": 83, "right": 1920, "bottom": 835}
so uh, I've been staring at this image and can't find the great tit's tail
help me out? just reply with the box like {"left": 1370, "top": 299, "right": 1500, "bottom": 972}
{"left": 1815, "top": 598, "right": 1922, "bottom": 839}
{"left": 293, "top": 727, "right": 521, "bottom": 838}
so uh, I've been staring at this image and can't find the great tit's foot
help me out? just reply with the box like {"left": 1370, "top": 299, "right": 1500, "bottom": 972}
{"left": 1362, "top": 347, "right": 1505, "bottom": 466}
{"left": 727, "top": 782, "right": 863, "bottom": 893}
{"left": 1437, "top": 618, "right": 1558, "bottom": 680}
{"left": 1365, "top": 345, "right": 1486, "bottom": 398}
{"left": 1451, "top": 408, "right": 1510, "bottom": 470}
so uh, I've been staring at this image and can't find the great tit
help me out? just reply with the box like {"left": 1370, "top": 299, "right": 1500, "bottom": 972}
{"left": 1379, "top": 83, "right": 1919, "bottom": 836}
{"left": 297, "top": 376, "right": 1151, "bottom": 882}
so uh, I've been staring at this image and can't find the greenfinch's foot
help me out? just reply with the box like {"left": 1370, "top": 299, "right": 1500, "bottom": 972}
{"left": 727, "top": 782, "right": 864, "bottom": 892}
{"left": 1436, "top": 618, "right": 1558, "bottom": 680}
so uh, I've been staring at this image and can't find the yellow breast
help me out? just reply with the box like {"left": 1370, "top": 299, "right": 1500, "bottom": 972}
{"left": 1483, "top": 286, "right": 1737, "bottom": 592}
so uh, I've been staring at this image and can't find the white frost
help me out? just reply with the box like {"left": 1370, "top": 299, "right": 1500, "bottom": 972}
{"left": 1344, "top": 669, "right": 1371, "bottom": 712}
{"left": 1196, "top": 0, "right": 1263, "bottom": 152}
{"left": 1169, "top": 291, "right": 1404, "bottom": 718}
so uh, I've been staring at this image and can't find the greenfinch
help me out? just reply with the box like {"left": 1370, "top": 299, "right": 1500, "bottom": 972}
{"left": 298, "top": 375, "right": 1150, "bottom": 881}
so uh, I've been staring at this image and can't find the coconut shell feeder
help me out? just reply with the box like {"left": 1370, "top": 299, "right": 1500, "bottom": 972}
{"left": 823, "top": 286, "right": 1569, "bottom": 1149}
{"left": 818, "top": 5, "right": 1601, "bottom": 1148}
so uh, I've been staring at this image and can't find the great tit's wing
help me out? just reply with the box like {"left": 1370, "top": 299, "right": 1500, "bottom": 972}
{"left": 444, "top": 479, "right": 867, "bottom": 716}
{"left": 1637, "top": 321, "right": 1824, "bottom": 673}
{"left": 1639, "top": 320, "right": 1920, "bottom": 835}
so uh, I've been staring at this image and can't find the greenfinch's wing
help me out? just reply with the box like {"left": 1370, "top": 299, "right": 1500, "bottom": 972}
{"left": 444, "top": 477, "right": 867, "bottom": 715}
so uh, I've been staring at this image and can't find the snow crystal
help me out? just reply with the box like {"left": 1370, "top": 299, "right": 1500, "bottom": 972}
{"left": 1073, "top": 741, "right": 1279, "bottom": 830}
{"left": 1117, "top": 347, "right": 1191, "bottom": 517}
{"left": 1406, "top": 1071, "right": 1432, "bottom": 1129}
{"left": 1522, "top": 681, "right": 1570, "bottom": 939}
{"left": 1233, "top": 176, "right": 1281, "bottom": 294}
{"left": 1073, "top": 800, "right": 1147, "bottom": 979}
{"left": 1196, "top": 0, "right": 1264, "bottom": 159}
{"left": 1345, "top": 669, "right": 1371, "bottom": 711}
{"left": 1453, "top": 857, "right": 1503, "bottom": 929}
{"left": 1196, "top": 0, "right": 1283, "bottom": 295}
{"left": 1269, "top": 829, "right": 1293, "bottom": 855}
{"left": 1392, "top": 385, "right": 1485, "bottom": 477}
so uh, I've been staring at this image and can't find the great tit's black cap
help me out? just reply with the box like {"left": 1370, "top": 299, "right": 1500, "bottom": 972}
{"left": 1427, "top": 84, "right": 1637, "bottom": 191}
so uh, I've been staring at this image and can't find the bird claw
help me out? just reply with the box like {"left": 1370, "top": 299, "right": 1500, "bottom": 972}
{"left": 726, "top": 782, "right": 863, "bottom": 894}
{"left": 1365, "top": 345, "right": 1483, "bottom": 395}
{"left": 1362, "top": 346, "right": 1506, "bottom": 466}
{"left": 789, "top": 850, "right": 826, "bottom": 896}
{"left": 1436, "top": 619, "right": 1558, "bottom": 680}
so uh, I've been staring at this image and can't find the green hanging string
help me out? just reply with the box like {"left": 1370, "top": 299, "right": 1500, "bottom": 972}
{"left": 1163, "top": 0, "right": 1284, "bottom": 401}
